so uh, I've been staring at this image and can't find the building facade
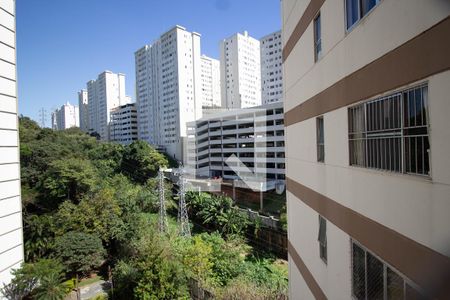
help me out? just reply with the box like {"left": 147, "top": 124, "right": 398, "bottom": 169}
{"left": 52, "top": 102, "right": 79, "bottom": 130}
{"left": 187, "top": 102, "right": 285, "bottom": 183}
{"left": 78, "top": 89, "right": 89, "bottom": 132}
{"left": 200, "top": 55, "right": 221, "bottom": 108}
{"left": 282, "top": 0, "right": 450, "bottom": 299}
{"left": 135, "top": 25, "right": 203, "bottom": 161}
{"left": 220, "top": 31, "right": 261, "bottom": 109}
{"left": 109, "top": 103, "right": 138, "bottom": 145}
{"left": 0, "top": 0, "right": 24, "bottom": 287}
{"left": 87, "top": 71, "right": 129, "bottom": 140}
{"left": 260, "top": 30, "right": 283, "bottom": 104}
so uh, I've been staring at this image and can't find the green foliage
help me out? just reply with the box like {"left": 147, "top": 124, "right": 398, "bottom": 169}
{"left": 121, "top": 140, "right": 168, "bottom": 184}
{"left": 173, "top": 236, "right": 214, "bottom": 285}
{"left": 113, "top": 223, "right": 189, "bottom": 299}
{"left": 33, "top": 272, "right": 68, "bottom": 300}
{"left": 187, "top": 192, "right": 249, "bottom": 236}
{"left": 55, "top": 188, "right": 124, "bottom": 244}
{"left": 198, "top": 233, "right": 246, "bottom": 287}
{"left": 0, "top": 259, "right": 67, "bottom": 300}
{"left": 18, "top": 116, "right": 288, "bottom": 299}
{"left": 39, "top": 158, "right": 98, "bottom": 205}
{"left": 53, "top": 232, "right": 105, "bottom": 275}
{"left": 24, "top": 214, "right": 56, "bottom": 262}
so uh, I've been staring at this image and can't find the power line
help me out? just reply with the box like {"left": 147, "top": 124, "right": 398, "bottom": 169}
{"left": 38, "top": 107, "right": 47, "bottom": 128}
{"left": 176, "top": 166, "right": 191, "bottom": 237}
{"left": 158, "top": 168, "right": 168, "bottom": 234}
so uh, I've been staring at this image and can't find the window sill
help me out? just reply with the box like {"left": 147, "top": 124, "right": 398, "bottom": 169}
{"left": 348, "top": 164, "right": 432, "bottom": 182}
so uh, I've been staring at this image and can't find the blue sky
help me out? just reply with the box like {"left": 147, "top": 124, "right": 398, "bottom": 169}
{"left": 16, "top": 0, "right": 281, "bottom": 126}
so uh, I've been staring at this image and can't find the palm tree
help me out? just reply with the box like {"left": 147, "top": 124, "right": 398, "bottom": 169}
{"left": 33, "top": 272, "right": 68, "bottom": 300}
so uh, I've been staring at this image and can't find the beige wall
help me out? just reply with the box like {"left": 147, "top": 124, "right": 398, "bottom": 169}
{"left": 283, "top": 0, "right": 450, "bottom": 298}
{"left": 284, "top": 0, "right": 450, "bottom": 111}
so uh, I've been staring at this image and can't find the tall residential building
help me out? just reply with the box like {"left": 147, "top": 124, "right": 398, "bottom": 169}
{"left": 282, "top": 0, "right": 450, "bottom": 299}
{"left": 87, "top": 71, "right": 130, "bottom": 140}
{"left": 220, "top": 31, "right": 261, "bottom": 109}
{"left": 109, "top": 103, "right": 138, "bottom": 145}
{"left": 51, "top": 102, "right": 79, "bottom": 130}
{"left": 260, "top": 30, "right": 283, "bottom": 104}
{"left": 200, "top": 55, "right": 221, "bottom": 108}
{"left": 78, "top": 89, "right": 89, "bottom": 132}
{"left": 135, "top": 25, "right": 203, "bottom": 161}
{"left": 0, "top": 0, "right": 24, "bottom": 287}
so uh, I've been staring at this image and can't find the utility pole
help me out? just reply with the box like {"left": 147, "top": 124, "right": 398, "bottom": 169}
{"left": 158, "top": 168, "right": 168, "bottom": 234}
{"left": 38, "top": 107, "right": 47, "bottom": 128}
{"left": 177, "top": 167, "right": 191, "bottom": 237}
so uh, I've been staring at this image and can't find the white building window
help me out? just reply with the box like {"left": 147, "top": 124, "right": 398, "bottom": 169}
{"left": 348, "top": 84, "right": 430, "bottom": 176}
{"left": 318, "top": 215, "right": 327, "bottom": 263}
{"left": 317, "top": 116, "right": 325, "bottom": 162}
{"left": 352, "top": 241, "right": 426, "bottom": 299}
{"left": 314, "top": 13, "right": 322, "bottom": 61}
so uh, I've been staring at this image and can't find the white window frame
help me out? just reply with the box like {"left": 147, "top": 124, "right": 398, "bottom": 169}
{"left": 345, "top": 0, "right": 382, "bottom": 32}
{"left": 348, "top": 84, "right": 431, "bottom": 177}
{"left": 350, "top": 239, "right": 428, "bottom": 300}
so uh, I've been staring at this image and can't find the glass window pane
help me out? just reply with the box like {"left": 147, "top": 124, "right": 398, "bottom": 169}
{"left": 366, "top": 252, "right": 384, "bottom": 299}
{"left": 405, "top": 284, "right": 427, "bottom": 300}
{"left": 352, "top": 243, "right": 366, "bottom": 300}
{"left": 362, "top": 0, "right": 377, "bottom": 16}
{"left": 346, "top": 0, "right": 360, "bottom": 29}
{"left": 387, "top": 267, "right": 404, "bottom": 300}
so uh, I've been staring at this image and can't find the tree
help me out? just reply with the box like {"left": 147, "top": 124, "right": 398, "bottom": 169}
{"left": 121, "top": 141, "right": 168, "bottom": 184}
{"left": 23, "top": 214, "right": 56, "bottom": 262}
{"left": 187, "top": 192, "right": 249, "bottom": 236}
{"left": 199, "top": 233, "right": 246, "bottom": 286}
{"left": 174, "top": 236, "right": 213, "bottom": 285}
{"left": 0, "top": 259, "right": 66, "bottom": 300}
{"left": 39, "top": 158, "right": 98, "bottom": 204}
{"left": 53, "top": 232, "right": 106, "bottom": 275}
{"left": 55, "top": 188, "right": 124, "bottom": 244}
{"left": 33, "top": 272, "right": 68, "bottom": 300}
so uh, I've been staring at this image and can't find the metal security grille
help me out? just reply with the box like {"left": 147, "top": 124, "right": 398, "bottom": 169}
{"left": 351, "top": 241, "right": 427, "bottom": 300}
{"left": 348, "top": 84, "right": 430, "bottom": 176}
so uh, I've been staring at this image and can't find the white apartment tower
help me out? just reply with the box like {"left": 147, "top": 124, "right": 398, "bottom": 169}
{"left": 283, "top": 0, "right": 450, "bottom": 299}
{"left": 200, "top": 55, "right": 221, "bottom": 108}
{"left": 52, "top": 102, "right": 79, "bottom": 130}
{"left": 220, "top": 31, "right": 261, "bottom": 109}
{"left": 0, "top": 0, "right": 24, "bottom": 287}
{"left": 135, "top": 25, "right": 203, "bottom": 161}
{"left": 78, "top": 89, "right": 89, "bottom": 132}
{"left": 260, "top": 30, "right": 283, "bottom": 104}
{"left": 87, "top": 71, "right": 129, "bottom": 140}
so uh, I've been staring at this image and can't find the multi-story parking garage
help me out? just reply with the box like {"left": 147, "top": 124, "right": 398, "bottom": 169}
{"left": 186, "top": 102, "right": 285, "bottom": 187}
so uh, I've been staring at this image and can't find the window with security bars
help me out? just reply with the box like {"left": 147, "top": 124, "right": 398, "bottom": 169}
{"left": 352, "top": 241, "right": 427, "bottom": 300}
{"left": 318, "top": 215, "right": 327, "bottom": 263}
{"left": 317, "top": 116, "right": 325, "bottom": 162}
{"left": 348, "top": 84, "right": 430, "bottom": 176}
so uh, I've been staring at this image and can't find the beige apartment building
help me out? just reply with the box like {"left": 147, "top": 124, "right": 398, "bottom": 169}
{"left": 282, "top": 0, "right": 450, "bottom": 299}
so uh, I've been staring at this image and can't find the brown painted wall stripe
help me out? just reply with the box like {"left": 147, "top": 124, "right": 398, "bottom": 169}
{"left": 285, "top": 16, "right": 450, "bottom": 127}
{"left": 282, "top": 0, "right": 325, "bottom": 62}
{"left": 287, "top": 177, "right": 450, "bottom": 299}
{"left": 288, "top": 240, "right": 327, "bottom": 300}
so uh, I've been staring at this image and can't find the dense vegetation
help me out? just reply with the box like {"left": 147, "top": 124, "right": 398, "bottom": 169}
{"left": 1, "top": 117, "right": 287, "bottom": 299}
